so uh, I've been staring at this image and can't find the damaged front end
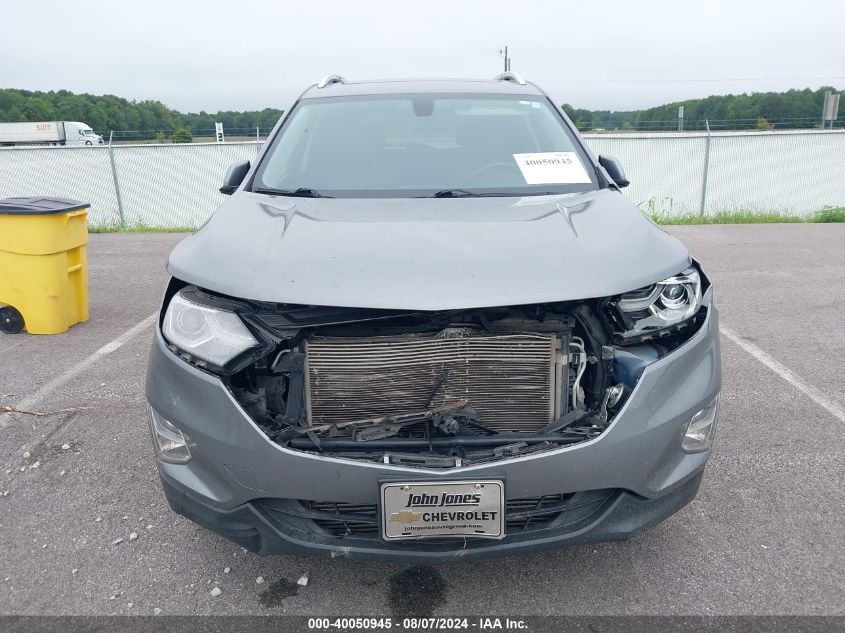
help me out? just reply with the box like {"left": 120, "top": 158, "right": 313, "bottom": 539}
{"left": 160, "top": 270, "right": 709, "bottom": 469}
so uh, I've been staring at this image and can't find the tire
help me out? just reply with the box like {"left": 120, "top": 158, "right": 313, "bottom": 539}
{"left": 0, "top": 306, "right": 24, "bottom": 334}
{"left": 85, "top": 140, "right": 92, "bottom": 146}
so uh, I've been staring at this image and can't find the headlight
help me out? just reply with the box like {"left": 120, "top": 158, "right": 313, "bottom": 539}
{"left": 612, "top": 267, "right": 704, "bottom": 343}
{"left": 162, "top": 289, "right": 258, "bottom": 367}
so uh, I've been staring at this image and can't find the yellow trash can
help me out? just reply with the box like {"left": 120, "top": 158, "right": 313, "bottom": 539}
{"left": 0, "top": 197, "right": 90, "bottom": 335}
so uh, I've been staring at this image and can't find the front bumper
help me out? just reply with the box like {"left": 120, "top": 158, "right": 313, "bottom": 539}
{"left": 159, "top": 466, "right": 704, "bottom": 561}
{"left": 145, "top": 290, "right": 721, "bottom": 560}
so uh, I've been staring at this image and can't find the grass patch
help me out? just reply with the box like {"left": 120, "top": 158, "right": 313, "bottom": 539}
{"left": 653, "top": 207, "right": 845, "bottom": 225}
{"left": 814, "top": 207, "right": 845, "bottom": 223}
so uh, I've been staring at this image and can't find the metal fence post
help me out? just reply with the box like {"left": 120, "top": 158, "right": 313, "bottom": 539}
{"left": 107, "top": 131, "right": 126, "bottom": 228}
{"left": 699, "top": 119, "right": 711, "bottom": 217}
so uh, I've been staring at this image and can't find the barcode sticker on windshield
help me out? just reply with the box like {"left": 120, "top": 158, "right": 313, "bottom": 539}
{"left": 513, "top": 152, "right": 592, "bottom": 185}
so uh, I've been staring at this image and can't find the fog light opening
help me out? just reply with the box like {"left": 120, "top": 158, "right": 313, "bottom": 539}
{"left": 682, "top": 394, "right": 720, "bottom": 453}
{"left": 146, "top": 404, "right": 191, "bottom": 464}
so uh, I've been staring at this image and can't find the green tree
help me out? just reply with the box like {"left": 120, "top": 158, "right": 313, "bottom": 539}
{"left": 0, "top": 87, "right": 287, "bottom": 139}
{"left": 170, "top": 128, "right": 193, "bottom": 143}
{"left": 23, "top": 96, "right": 55, "bottom": 121}
{"left": 3, "top": 84, "right": 836, "bottom": 138}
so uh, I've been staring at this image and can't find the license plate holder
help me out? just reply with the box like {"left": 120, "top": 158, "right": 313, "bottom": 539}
{"left": 380, "top": 480, "right": 505, "bottom": 540}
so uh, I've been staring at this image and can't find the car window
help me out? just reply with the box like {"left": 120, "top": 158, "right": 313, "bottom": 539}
{"left": 254, "top": 94, "right": 598, "bottom": 197}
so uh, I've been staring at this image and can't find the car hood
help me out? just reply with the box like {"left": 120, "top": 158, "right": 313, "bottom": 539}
{"left": 167, "top": 189, "right": 690, "bottom": 310}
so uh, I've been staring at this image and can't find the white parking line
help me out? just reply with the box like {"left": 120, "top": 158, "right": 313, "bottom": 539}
{"left": 0, "top": 312, "right": 158, "bottom": 428}
{"left": 0, "top": 336, "right": 31, "bottom": 354}
{"left": 721, "top": 324, "right": 845, "bottom": 423}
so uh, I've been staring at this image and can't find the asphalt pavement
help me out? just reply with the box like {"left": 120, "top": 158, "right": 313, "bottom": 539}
{"left": 0, "top": 225, "right": 843, "bottom": 616}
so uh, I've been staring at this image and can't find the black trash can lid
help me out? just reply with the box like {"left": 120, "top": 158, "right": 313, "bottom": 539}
{"left": 0, "top": 197, "right": 90, "bottom": 215}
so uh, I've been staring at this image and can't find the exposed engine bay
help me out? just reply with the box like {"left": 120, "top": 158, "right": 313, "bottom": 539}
{"left": 163, "top": 282, "right": 707, "bottom": 468}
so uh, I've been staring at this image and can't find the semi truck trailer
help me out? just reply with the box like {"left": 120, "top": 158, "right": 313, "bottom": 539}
{"left": 0, "top": 121, "right": 104, "bottom": 147}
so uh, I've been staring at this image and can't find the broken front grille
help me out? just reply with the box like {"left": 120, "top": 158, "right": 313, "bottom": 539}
{"left": 300, "top": 495, "right": 576, "bottom": 536}
{"left": 256, "top": 491, "right": 617, "bottom": 539}
{"left": 304, "top": 332, "right": 566, "bottom": 432}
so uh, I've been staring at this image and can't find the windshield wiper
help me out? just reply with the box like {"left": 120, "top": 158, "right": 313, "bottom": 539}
{"left": 429, "top": 189, "right": 557, "bottom": 198}
{"left": 430, "top": 189, "right": 482, "bottom": 198}
{"left": 253, "top": 187, "right": 331, "bottom": 198}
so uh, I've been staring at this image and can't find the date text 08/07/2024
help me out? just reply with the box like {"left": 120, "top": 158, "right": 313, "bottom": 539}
{"left": 307, "top": 617, "right": 528, "bottom": 630}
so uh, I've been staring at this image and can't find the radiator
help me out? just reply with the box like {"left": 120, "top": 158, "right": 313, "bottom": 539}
{"left": 304, "top": 331, "right": 567, "bottom": 432}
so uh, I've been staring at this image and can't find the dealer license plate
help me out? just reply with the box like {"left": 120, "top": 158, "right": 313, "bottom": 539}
{"left": 380, "top": 480, "right": 505, "bottom": 540}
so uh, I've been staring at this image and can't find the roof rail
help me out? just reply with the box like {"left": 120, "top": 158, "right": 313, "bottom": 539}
{"left": 317, "top": 74, "right": 347, "bottom": 89}
{"left": 493, "top": 71, "right": 527, "bottom": 86}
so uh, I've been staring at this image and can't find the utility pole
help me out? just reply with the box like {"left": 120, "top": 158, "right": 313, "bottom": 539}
{"left": 499, "top": 46, "right": 511, "bottom": 72}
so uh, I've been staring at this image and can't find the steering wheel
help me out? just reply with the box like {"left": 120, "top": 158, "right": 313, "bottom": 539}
{"left": 468, "top": 161, "right": 517, "bottom": 184}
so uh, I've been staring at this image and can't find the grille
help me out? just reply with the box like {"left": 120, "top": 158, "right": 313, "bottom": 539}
{"left": 504, "top": 494, "right": 575, "bottom": 530}
{"left": 304, "top": 501, "right": 379, "bottom": 537}
{"left": 300, "top": 495, "right": 576, "bottom": 536}
{"left": 304, "top": 332, "right": 562, "bottom": 432}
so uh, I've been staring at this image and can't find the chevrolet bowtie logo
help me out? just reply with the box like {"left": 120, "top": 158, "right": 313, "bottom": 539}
{"left": 389, "top": 511, "right": 422, "bottom": 523}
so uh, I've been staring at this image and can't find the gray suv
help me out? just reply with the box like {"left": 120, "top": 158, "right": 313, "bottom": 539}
{"left": 145, "top": 73, "right": 721, "bottom": 561}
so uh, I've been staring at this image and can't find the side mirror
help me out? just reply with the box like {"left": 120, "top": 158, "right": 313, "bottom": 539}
{"left": 220, "top": 160, "right": 250, "bottom": 195}
{"left": 598, "top": 155, "right": 630, "bottom": 188}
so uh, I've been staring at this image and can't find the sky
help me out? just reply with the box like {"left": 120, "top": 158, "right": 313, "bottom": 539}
{"left": 2, "top": 0, "right": 843, "bottom": 113}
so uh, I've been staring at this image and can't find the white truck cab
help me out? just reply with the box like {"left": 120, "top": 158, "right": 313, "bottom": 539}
{"left": 66, "top": 122, "right": 104, "bottom": 145}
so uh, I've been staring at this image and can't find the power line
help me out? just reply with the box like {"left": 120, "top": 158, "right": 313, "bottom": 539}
{"left": 541, "top": 76, "right": 845, "bottom": 84}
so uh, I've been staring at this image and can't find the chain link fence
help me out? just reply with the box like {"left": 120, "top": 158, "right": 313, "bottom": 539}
{"left": 0, "top": 142, "right": 261, "bottom": 228}
{"left": 0, "top": 130, "right": 843, "bottom": 228}
{"left": 585, "top": 130, "right": 845, "bottom": 216}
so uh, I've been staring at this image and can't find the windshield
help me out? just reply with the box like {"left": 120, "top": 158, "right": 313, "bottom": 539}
{"left": 253, "top": 93, "right": 599, "bottom": 198}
